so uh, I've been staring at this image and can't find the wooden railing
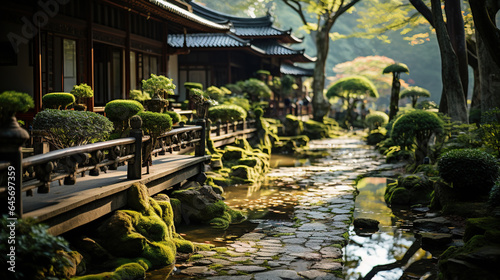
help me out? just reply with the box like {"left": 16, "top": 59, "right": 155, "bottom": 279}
{"left": 0, "top": 120, "right": 206, "bottom": 218}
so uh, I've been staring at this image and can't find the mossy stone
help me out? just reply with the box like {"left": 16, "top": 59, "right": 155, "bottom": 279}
{"left": 127, "top": 183, "right": 150, "bottom": 213}
{"left": 72, "top": 262, "right": 146, "bottom": 280}
{"left": 464, "top": 217, "right": 500, "bottom": 242}
{"left": 222, "top": 146, "right": 249, "bottom": 161}
{"left": 387, "top": 187, "right": 410, "bottom": 205}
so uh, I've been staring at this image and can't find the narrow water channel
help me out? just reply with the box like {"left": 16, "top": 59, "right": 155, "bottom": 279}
{"left": 345, "top": 177, "right": 433, "bottom": 280}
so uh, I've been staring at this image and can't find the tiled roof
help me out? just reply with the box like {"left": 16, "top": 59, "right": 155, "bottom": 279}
{"left": 187, "top": 1, "right": 301, "bottom": 43}
{"left": 149, "top": 0, "right": 230, "bottom": 31}
{"left": 168, "top": 33, "right": 251, "bottom": 48}
{"left": 251, "top": 41, "right": 315, "bottom": 62}
{"left": 281, "top": 64, "right": 314, "bottom": 77}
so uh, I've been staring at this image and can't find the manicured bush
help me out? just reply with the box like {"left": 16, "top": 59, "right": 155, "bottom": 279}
{"left": 224, "top": 83, "right": 242, "bottom": 95}
{"left": 208, "top": 104, "right": 247, "bottom": 122}
{"left": 137, "top": 111, "right": 172, "bottom": 137}
{"left": 105, "top": 99, "right": 144, "bottom": 133}
{"left": 366, "top": 111, "right": 389, "bottom": 130}
{"left": 205, "top": 86, "right": 225, "bottom": 101}
{"left": 0, "top": 91, "right": 34, "bottom": 123}
{"left": 184, "top": 82, "right": 203, "bottom": 91}
{"left": 223, "top": 97, "right": 251, "bottom": 111}
{"left": 0, "top": 216, "right": 72, "bottom": 280}
{"left": 42, "top": 92, "right": 75, "bottom": 109}
{"left": 239, "top": 78, "right": 272, "bottom": 100}
{"left": 480, "top": 108, "right": 500, "bottom": 156}
{"left": 130, "top": 89, "right": 151, "bottom": 101}
{"left": 142, "top": 74, "right": 175, "bottom": 98}
{"left": 164, "top": 110, "right": 180, "bottom": 124}
{"left": 366, "top": 128, "right": 387, "bottom": 145}
{"left": 438, "top": 148, "right": 499, "bottom": 197}
{"left": 488, "top": 181, "right": 500, "bottom": 209}
{"left": 70, "top": 83, "right": 93, "bottom": 102}
{"left": 33, "top": 109, "right": 113, "bottom": 149}
{"left": 391, "top": 110, "right": 444, "bottom": 164}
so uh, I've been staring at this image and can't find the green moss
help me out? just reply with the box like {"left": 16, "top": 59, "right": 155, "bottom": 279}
{"left": 222, "top": 146, "right": 249, "bottom": 161}
{"left": 209, "top": 217, "right": 230, "bottom": 229}
{"left": 304, "top": 119, "right": 330, "bottom": 139}
{"left": 72, "top": 263, "right": 146, "bottom": 280}
{"left": 194, "top": 243, "right": 215, "bottom": 251}
{"left": 127, "top": 183, "right": 150, "bottom": 213}
{"left": 173, "top": 237, "right": 195, "bottom": 253}
{"left": 464, "top": 217, "right": 500, "bottom": 242}
{"left": 188, "top": 254, "right": 204, "bottom": 261}
{"left": 142, "top": 240, "right": 176, "bottom": 267}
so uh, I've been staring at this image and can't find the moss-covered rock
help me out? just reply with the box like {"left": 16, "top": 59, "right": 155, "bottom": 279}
{"left": 222, "top": 146, "right": 249, "bottom": 161}
{"left": 283, "top": 115, "right": 303, "bottom": 136}
{"left": 385, "top": 174, "right": 433, "bottom": 206}
{"left": 464, "top": 217, "right": 500, "bottom": 243}
{"left": 304, "top": 119, "right": 330, "bottom": 139}
{"left": 72, "top": 262, "right": 146, "bottom": 280}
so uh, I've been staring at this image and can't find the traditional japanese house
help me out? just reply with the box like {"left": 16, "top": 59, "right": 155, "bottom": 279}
{"left": 167, "top": 0, "right": 315, "bottom": 100}
{"left": 0, "top": 0, "right": 230, "bottom": 120}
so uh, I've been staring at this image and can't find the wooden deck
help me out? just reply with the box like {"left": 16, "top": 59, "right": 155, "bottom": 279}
{"left": 23, "top": 154, "right": 210, "bottom": 235}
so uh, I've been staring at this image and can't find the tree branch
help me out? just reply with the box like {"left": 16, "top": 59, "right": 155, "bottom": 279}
{"left": 282, "top": 0, "right": 309, "bottom": 26}
{"left": 409, "top": 0, "right": 434, "bottom": 27}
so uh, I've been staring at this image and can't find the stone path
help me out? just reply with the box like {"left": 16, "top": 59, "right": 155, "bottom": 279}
{"left": 172, "top": 135, "right": 403, "bottom": 279}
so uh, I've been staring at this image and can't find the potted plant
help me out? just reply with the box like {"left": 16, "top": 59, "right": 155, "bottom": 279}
{"left": 0, "top": 91, "right": 34, "bottom": 158}
{"left": 142, "top": 74, "right": 175, "bottom": 113}
{"left": 189, "top": 88, "right": 217, "bottom": 119}
{"left": 70, "top": 83, "right": 93, "bottom": 111}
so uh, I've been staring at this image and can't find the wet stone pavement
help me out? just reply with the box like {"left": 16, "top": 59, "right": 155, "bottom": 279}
{"left": 171, "top": 135, "right": 403, "bottom": 280}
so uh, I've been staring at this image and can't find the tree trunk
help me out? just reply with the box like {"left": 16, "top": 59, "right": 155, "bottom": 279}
{"left": 469, "top": 0, "right": 500, "bottom": 69}
{"left": 477, "top": 34, "right": 500, "bottom": 114}
{"left": 431, "top": 0, "right": 467, "bottom": 123}
{"left": 445, "top": 0, "right": 468, "bottom": 100}
{"left": 388, "top": 73, "right": 400, "bottom": 120}
{"left": 311, "top": 28, "right": 331, "bottom": 121}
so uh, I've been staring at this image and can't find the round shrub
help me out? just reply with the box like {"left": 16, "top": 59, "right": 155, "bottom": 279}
{"left": 137, "top": 111, "right": 172, "bottom": 137}
{"left": 184, "top": 82, "right": 203, "bottom": 91}
{"left": 105, "top": 99, "right": 144, "bottom": 122}
{"left": 239, "top": 78, "right": 272, "bottom": 99}
{"left": 164, "top": 110, "right": 180, "bottom": 124}
{"left": 208, "top": 104, "right": 247, "bottom": 122}
{"left": 366, "top": 111, "right": 389, "bottom": 130}
{"left": 438, "top": 149, "right": 499, "bottom": 197}
{"left": 224, "top": 97, "right": 251, "bottom": 111}
{"left": 205, "top": 86, "right": 225, "bottom": 101}
{"left": 33, "top": 109, "right": 113, "bottom": 149}
{"left": 70, "top": 83, "right": 93, "bottom": 100}
{"left": 130, "top": 89, "right": 151, "bottom": 101}
{"left": 392, "top": 110, "right": 444, "bottom": 164}
{"left": 0, "top": 91, "right": 34, "bottom": 123}
{"left": 42, "top": 92, "right": 75, "bottom": 109}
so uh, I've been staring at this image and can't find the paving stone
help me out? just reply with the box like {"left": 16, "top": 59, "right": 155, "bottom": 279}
{"left": 320, "top": 246, "right": 343, "bottom": 258}
{"left": 239, "top": 232, "right": 266, "bottom": 241}
{"left": 193, "top": 259, "right": 213, "bottom": 265}
{"left": 298, "top": 270, "right": 328, "bottom": 279}
{"left": 297, "top": 222, "right": 328, "bottom": 231}
{"left": 282, "top": 237, "right": 307, "bottom": 244}
{"left": 228, "top": 265, "right": 267, "bottom": 272}
{"left": 180, "top": 266, "right": 217, "bottom": 276}
{"left": 254, "top": 269, "right": 302, "bottom": 280}
{"left": 289, "top": 260, "right": 312, "bottom": 271}
{"left": 256, "top": 251, "right": 280, "bottom": 257}
{"left": 207, "top": 258, "right": 233, "bottom": 266}
{"left": 235, "top": 247, "right": 258, "bottom": 253}
{"left": 198, "top": 250, "right": 218, "bottom": 257}
{"left": 206, "top": 276, "right": 253, "bottom": 280}
{"left": 311, "top": 260, "right": 343, "bottom": 270}
{"left": 301, "top": 252, "right": 322, "bottom": 261}
{"left": 227, "top": 257, "right": 252, "bottom": 262}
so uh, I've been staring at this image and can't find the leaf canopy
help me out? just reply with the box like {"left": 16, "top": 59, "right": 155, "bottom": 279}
{"left": 400, "top": 86, "right": 431, "bottom": 98}
{"left": 326, "top": 75, "right": 379, "bottom": 99}
{"left": 383, "top": 63, "right": 410, "bottom": 74}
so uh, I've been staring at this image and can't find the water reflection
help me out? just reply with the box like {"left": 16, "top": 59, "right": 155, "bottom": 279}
{"left": 344, "top": 177, "right": 433, "bottom": 280}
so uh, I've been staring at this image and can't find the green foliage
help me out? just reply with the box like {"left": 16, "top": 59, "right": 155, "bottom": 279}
{"left": 137, "top": 111, "right": 172, "bottom": 137}
{"left": 479, "top": 108, "right": 500, "bottom": 157}
{"left": 105, "top": 100, "right": 145, "bottom": 122}
{"left": 365, "top": 111, "right": 389, "bottom": 130}
{"left": 256, "top": 69, "right": 271, "bottom": 76}
{"left": 224, "top": 97, "right": 251, "bottom": 111}
{"left": 73, "top": 263, "right": 146, "bottom": 280}
{"left": 208, "top": 104, "right": 247, "bottom": 122}
{"left": 0, "top": 216, "right": 71, "bottom": 280}
{"left": 400, "top": 86, "right": 431, "bottom": 107}
{"left": 42, "top": 92, "right": 75, "bottom": 110}
{"left": 438, "top": 149, "right": 499, "bottom": 197}
{"left": 0, "top": 91, "right": 34, "bottom": 122}
{"left": 205, "top": 86, "right": 225, "bottom": 102}
{"left": 281, "top": 75, "right": 295, "bottom": 96}
{"left": 164, "top": 110, "right": 180, "bottom": 124}
{"left": 391, "top": 110, "right": 444, "bottom": 150}
{"left": 383, "top": 63, "right": 410, "bottom": 74}
{"left": 142, "top": 74, "right": 175, "bottom": 98}
{"left": 224, "top": 83, "right": 242, "bottom": 95}
{"left": 184, "top": 82, "right": 203, "bottom": 91}
{"left": 489, "top": 181, "right": 500, "bottom": 209}
{"left": 238, "top": 78, "right": 272, "bottom": 99}
{"left": 415, "top": 100, "right": 438, "bottom": 110}
{"left": 326, "top": 75, "right": 379, "bottom": 99}
{"left": 70, "top": 83, "right": 93, "bottom": 103}
{"left": 130, "top": 90, "right": 151, "bottom": 101}
{"left": 366, "top": 128, "right": 387, "bottom": 145}
{"left": 33, "top": 109, "right": 113, "bottom": 149}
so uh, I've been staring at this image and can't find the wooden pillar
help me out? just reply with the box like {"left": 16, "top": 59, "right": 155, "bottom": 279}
{"left": 87, "top": 0, "right": 95, "bottom": 112}
{"left": 125, "top": 10, "right": 131, "bottom": 98}
{"left": 33, "top": 30, "right": 42, "bottom": 113}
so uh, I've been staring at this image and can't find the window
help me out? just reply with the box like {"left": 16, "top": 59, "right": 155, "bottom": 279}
{"left": 63, "top": 39, "right": 76, "bottom": 92}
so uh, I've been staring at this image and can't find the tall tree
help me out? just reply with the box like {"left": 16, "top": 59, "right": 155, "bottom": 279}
{"left": 282, "top": 0, "right": 361, "bottom": 121}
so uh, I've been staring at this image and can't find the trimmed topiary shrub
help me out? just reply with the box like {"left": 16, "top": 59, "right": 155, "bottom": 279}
{"left": 438, "top": 148, "right": 499, "bottom": 198}
{"left": 208, "top": 104, "right": 247, "bottom": 122}
{"left": 479, "top": 107, "right": 500, "bottom": 157}
{"left": 0, "top": 91, "right": 34, "bottom": 123}
{"left": 205, "top": 86, "right": 225, "bottom": 102}
{"left": 130, "top": 89, "right": 151, "bottom": 101}
{"left": 105, "top": 99, "right": 144, "bottom": 134}
{"left": 42, "top": 92, "right": 75, "bottom": 110}
{"left": 366, "top": 128, "right": 387, "bottom": 145}
{"left": 184, "top": 82, "right": 203, "bottom": 91}
{"left": 70, "top": 83, "right": 93, "bottom": 103}
{"left": 137, "top": 111, "right": 172, "bottom": 137}
{"left": 366, "top": 111, "right": 389, "bottom": 130}
{"left": 224, "top": 97, "right": 251, "bottom": 111}
{"left": 391, "top": 110, "right": 444, "bottom": 165}
{"left": 142, "top": 74, "right": 175, "bottom": 98}
{"left": 239, "top": 78, "right": 272, "bottom": 100}
{"left": 164, "top": 111, "right": 180, "bottom": 124}
{"left": 33, "top": 109, "right": 113, "bottom": 149}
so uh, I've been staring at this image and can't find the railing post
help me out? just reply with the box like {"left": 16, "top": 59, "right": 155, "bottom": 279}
{"left": 0, "top": 117, "right": 29, "bottom": 218}
{"left": 216, "top": 121, "right": 221, "bottom": 136}
{"left": 195, "top": 119, "right": 206, "bottom": 157}
{"left": 127, "top": 116, "right": 143, "bottom": 180}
